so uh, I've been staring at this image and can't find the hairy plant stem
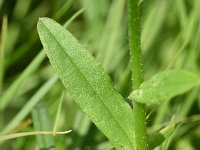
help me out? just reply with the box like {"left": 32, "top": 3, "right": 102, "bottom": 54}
{"left": 128, "top": 0, "right": 148, "bottom": 149}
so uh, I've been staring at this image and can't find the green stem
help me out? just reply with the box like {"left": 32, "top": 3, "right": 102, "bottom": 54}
{"left": 128, "top": 0, "right": 148, "bottom": 149}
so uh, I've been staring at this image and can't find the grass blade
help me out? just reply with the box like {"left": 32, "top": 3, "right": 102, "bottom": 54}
{"left": 0, "top": 130, "right": 71, "bottom": 142}
{"left": 32, "top": 103, "right": 55, "bottom": 150}
{"left": 63, "top": 7, "right": 86, "bottom": 28}
{"left": 0, "top": 50, "right": 46, "bottom": 111}
{"left": 37, "top": 18, "right": 136, "bottom": 149}
{"left": 67, "top": 110, "right": 91, "bottom": 149}
{"left": 0, "top": 15, "right": 8, "bottom": 91}
{"left": 1, "top": 76, "right": 58, "bottom": 134}
{"left": 52, "top": 91, "right": 64, "bottom": 134}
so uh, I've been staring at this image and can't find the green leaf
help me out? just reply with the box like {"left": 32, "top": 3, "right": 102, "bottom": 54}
{"left": 148, "top": 124, "right": 176, "bottom": 149}
{"left": 148, "top": 132, "right": 165, "bottom": 149}
{"left": 32, "top": 103, "right": 55, "bottom": 150}
{"left": 37, "top": 18, "right": 136, "bottom": 149}
{"left": 161, "top": 124, "right": 176, "bottom": 150}
{"left": 130, "top": 70, "right": 198, "bottom": 105}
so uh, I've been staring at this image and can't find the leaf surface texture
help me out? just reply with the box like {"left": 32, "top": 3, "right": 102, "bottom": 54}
{"left": 37, "top": 18, "right": 136, "bottom": 149}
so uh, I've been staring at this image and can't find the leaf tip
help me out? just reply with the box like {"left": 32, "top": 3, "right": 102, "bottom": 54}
{"left": 37, "top": 17, "right": 52, "bottom": 39}
{"left": 37, "top": 17, "right": 44, "bottom": 32}
{"left": 37, "top": 17, "right": 51, "bottom": 27}
{"left": 39, "top": 16, "right": 49, "bottom": 20}
{"left": 38, "top": 17, "right": 47, "bottom": 26}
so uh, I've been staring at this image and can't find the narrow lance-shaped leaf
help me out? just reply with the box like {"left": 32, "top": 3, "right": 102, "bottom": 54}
{"left": 130, "top": 70, "right": 198, "bottom": 105}
{"left": 37, "top": 18, "right": 136, "bottom": 149}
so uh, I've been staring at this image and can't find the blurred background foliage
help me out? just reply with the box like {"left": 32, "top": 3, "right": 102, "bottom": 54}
{"left": 0, "top": 0, "right": 200, "bottom": 149}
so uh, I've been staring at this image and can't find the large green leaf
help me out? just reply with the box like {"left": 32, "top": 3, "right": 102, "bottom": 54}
{"left": 130, "top": 70, "right": 198, "bottom": 105}
{"left": 37, "top": 18, "right": 136, "bottom": 149}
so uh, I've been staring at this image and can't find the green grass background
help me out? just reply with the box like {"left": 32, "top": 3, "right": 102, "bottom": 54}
{"left": 0, "top": 0, "right": 200, "bottom": 149}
